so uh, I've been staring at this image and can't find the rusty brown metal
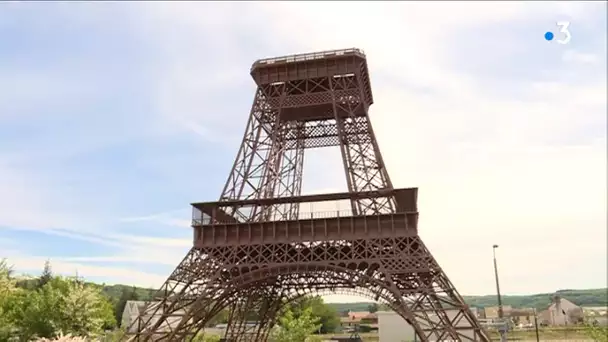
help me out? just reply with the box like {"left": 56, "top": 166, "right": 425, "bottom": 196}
{"left": 125, "top": 48, "right": 491, "bottom": 342}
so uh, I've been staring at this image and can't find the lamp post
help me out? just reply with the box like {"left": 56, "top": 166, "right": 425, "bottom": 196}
{"left": 533, "top": 308, "right": 540, "bottom": 342}
{"left": 493, "top": 244, "right": 507, "bottom": 342}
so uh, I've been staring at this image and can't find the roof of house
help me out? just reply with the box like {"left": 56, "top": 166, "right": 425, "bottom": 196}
{"left": 347, "top": 311, "right": 371, "bottom": 320}
{"left": 124, "top": 300, "right": 188, "bottom": 316}
{"left": 125, "top": 300, "right": 149, "bottom": 314}
{"left": 548, "top": 297, "right": 579, "bottom": 311}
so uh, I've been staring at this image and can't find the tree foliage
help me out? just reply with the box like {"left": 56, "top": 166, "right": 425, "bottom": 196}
{"left": 290, "top": 296, "right": 340, "bottom": 333}
{"left": 39, "top": 260, "right": 53, "bottom": 289}
{"left": 0, "top": 259, "right": 20, "bottom": 341}
{"left": 115, "top": 286, "right": 140, "bottom": 326}
{"left": 270, "top": 307, "right": 322, "bottom": 342}
{"left": 583, "top": 318, "right": 608, "bottom": 342}
{"left": 192, "top": 333, "right": 221, "bottom": 342}
{"left": 206, "top": 308, "right": 230, "bottom": 327}
{"left": 0, "top": 260, "right": 116, "bottom": 341}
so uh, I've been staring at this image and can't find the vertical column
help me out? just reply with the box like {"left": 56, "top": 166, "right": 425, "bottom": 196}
{"left": 330, "top": 73, "right": 396, "bottom": 215}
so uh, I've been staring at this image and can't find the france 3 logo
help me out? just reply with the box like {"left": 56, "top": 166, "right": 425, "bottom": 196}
{"left": 544, "top": 22, "right": 572, "bottom": 44}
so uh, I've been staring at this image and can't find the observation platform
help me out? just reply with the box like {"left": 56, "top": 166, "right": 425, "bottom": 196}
{"left": 251, "top": 48, "right": 366, "bottom": 72}
{"left": 249, "top": 48, "right": 374, "bottom": 108}
{"left": 191, "top": 188, "right": 418, "bottom": 248}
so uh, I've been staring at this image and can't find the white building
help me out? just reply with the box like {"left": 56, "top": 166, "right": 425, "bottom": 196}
{"left": 121, "top": 300, "right": 188, "bottom": 333}
{"left": 377, "top": 310, "right": 481, "bottom": 342}
{"left": 121, "top": 301, "right": 229, "bottom": 337}
{"left": 539, "top": 296, "right": 582, "bottom": 326}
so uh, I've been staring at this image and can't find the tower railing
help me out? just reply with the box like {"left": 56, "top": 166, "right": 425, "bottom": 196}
{"left": 191, "top": 187, "right": 417, "bottom": 226}
{"left": 251, "top": 48, "right": 366, "bottom": 70}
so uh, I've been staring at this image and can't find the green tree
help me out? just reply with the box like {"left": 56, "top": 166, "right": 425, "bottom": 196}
{"left": 206, "top": 308, "right": 230, "bottom": 326}
{"left": 291, "top": 296, "right": 340, "bottom": 333}
{"left": 270, "top": 307, "right": 322, "bottom": 342}
{"left": 101, "top": 328, "right": 127, "bottom": 342}
{"left": 57, "top": 277, "right": 116, "bottom": 334}
{"left": 583, "top": 319, "right": 608, "bottom": 342}
{"left": 0, "top": 259, "right": 20, "bottom": 341}
{"left": 13, "top": 275, "right": 116, "bottom": 339}
{"left": 367, "top": 303, "right": 379, "bottom": 313}
{"left": 0, "top": 259, "right": 15, "bottom": 293}
{"left": 38, "top": 260, "right": 53, "bottom": 289}
{"left": 13, "top": 277, "right": 61, "bottom": 339}
{"left": 115, "top": 286, "right": 140, "bottom": 326}
{"left": 192, "top": 333, "right": 221, "bottom": 342}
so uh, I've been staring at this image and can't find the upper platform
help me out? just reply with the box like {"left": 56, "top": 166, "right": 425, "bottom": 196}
{"left": 251, "top": 48, "right": 366, "bottom": 72}
{"left": 190, "top": 188, "right": 418, "bottom": 247}
{"left": 250, "top": 48, "right": 374, "bottom": 107}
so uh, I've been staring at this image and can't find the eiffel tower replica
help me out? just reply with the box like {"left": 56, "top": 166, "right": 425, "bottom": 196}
{"left": 125, "top": 48, "right": 491, "bottom": 342}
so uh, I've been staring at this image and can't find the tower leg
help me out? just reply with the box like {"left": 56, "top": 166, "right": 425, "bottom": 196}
{"left": 126, "top": 248, "right": 234, "bottom": 341}
{"left": 387, "top": 237, "right": 492, "bottom": 342}
{"left": 219, "top": 85, "right": 305, "bottom": 222}
{"left": 223, "top": 285, "right": 287, "bottom": 342}
{"left": 329, "top": 74, "right": 395, "bottom": 215}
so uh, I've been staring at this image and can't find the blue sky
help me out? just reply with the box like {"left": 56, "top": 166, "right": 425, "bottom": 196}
{"left": 0, "top": 2, "right": 606, "bottom": 300}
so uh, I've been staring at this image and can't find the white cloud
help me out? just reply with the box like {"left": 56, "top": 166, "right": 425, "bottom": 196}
{"left": 119, "top": 209, "right": 192, "bottom": 229}
{"left": 0, "top": 163, "right": 191, "bottom": 268}
{"left": 563, "top": 50, "right": 601, "bottom": 64}
{"left": 0, "top": 163, "right": 79, "bottom": 230}
{"left": 5, "top": 255, "right": 165, "bottom": 288}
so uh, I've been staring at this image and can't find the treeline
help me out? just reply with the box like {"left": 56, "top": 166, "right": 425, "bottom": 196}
{"left": 93, "top": 284, "right": 608, "bottom": 316}
{"left": 0, "top": 259, "right": 343, "bottom": 341}
{"left": 3, "top": 258, "right": 607, "bottom": 340}
{"left": 0, "top": 260, "right": 120, "bottom": 341}
{"left": 462, "top": 288, "right": 608, "bottom": 310}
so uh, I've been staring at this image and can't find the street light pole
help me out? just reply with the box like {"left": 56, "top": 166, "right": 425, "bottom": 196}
{"left": 534, "top": 308, "right": 540, "bottom": 342}
{"left": 493, "top": 244, "right": 507, "bottom": 342}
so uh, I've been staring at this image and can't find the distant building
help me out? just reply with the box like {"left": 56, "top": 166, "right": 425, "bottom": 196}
{"left": 509, "top": 308, "right": 536, "bottom": 326}
{"left": 377, "top": 311, "right": 412, "bottom": 342}
{"left": 340, "top": 311, "right": 374, "bottom": 329}
{"left": 121, "top": 300, "right": 188, "bottom": 333}
{"left": 582, "top": 306, "right": 608, "bottom": 326}
{"left": 582, "top": 306, "right": 608, "bottom": 317}
{"left": 377, "top": 310, "right": 481, "bottom": 342}
{"left": 121, "top": 301, "right": 234, "bottom": 336}
{"left": 122, "top": 301, "right": 147, "bottom": 330}
{"left": 347, "top": 311, "right": 372, "bottom": 321}
{"left": 539, "top": 296, "right": 582, "bottom": 326}
{"left": 484, "top": 305, "right": 513, "bottom": 319}
{"left": 361, "top": 312, "right": 378, "bottom": 324}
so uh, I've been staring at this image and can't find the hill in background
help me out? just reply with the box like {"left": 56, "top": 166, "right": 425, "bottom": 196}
{"left": 324, "top": 288, "right": 608, "bottom": 313}
{"left": 99, "top": 285, "right": 605, "bottom": 313}
{"left": 14, "top": 277, "right": 607, "bottom": 313}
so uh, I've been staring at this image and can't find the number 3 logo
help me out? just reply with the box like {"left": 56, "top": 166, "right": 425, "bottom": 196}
{"left": 556, "top": 21, "right": 572, "bottom": 45}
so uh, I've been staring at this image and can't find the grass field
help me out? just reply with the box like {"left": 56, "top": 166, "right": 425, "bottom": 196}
{"left": 487, "top": 328, "right": 590, "bottom": 340}
{"left": 320, "top": 328, "right": 593, "bottom": 341}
